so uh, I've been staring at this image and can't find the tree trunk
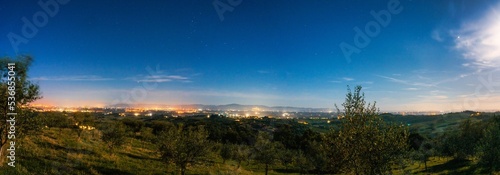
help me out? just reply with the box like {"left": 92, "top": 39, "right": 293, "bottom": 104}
{"left": 265, "top": 164, "right": 268, "bottom": 175}
{"left": 423, "top": 154, "right": 428, "bottom": 172}
{"left": 0, "top": 143, "right": 6, "bottom": 166}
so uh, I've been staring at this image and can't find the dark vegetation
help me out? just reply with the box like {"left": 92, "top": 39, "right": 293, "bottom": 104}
{"left": 1, "top": 56, "right": 500, "bottom": 174}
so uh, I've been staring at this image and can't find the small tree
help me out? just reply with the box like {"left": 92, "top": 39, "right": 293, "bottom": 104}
{"left": 333, "top": 86, "right": 409, "bottom": 174}
{"left": 150, "top": 120, "right": 175, "bottom": 136}
{"left": 299, "top": 129, "right": 329, "bottom": 173}
{"left": 437, "top": 119, "right": 485, "bottom": 160}
{"left": 293, "top": 150, "right": 313, "bottom": 175}
{"left": 232, "top": 144, "right": 251, "bottom": 168}
{"left": 220, "top": 143, "right": 232, "bottom": 164}
{"left": 72, "top": 112, "right": 96, "bottom": 139}
{"left": 419, "top": 140, "right": 434, "bottom": 172}
{"left": 253, "top": 132, "right": 282, "bottom": 175}
{"left": 279, "top": 148, "right": 295, "bottom": 170}
{"left": 456, "top": 119, "right": 483, "bottom": 159}
{"left": 139, "top": 127, "right": 156, "bottom": 147}
{"left": 476, "top": 118, "right": 500, "bottom": 173}
{"left": 158, "top": 125, "right": 212, "bottom": 175}
{"left": 41, "top": 112, "right": 71, "bottom": 132}
{"left": 100, "top": 122, "right": 127, "bottom": 155}
{"left": 121, "top": 117, "right": 144, "bottom": 135}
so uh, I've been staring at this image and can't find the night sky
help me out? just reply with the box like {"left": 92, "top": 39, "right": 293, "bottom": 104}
{"left": 1, "top": 0, "right": 499, "bottom": 111}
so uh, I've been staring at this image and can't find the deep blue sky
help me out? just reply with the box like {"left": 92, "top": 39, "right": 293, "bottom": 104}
{"left": 1, "top": 0, "right": 500, "bottom": 111}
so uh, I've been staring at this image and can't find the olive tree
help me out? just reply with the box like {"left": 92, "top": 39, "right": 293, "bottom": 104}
{"left": 100, "top": 121, "right": 127, "bottom": 155}
{"left": 252, "top": 132, "right": 282, "bottom": 175}
{"left": 476, "top": 117, "right": 500, "bottom": 173}
{"left": 158, "top": 125, "right": 212, "bottom": 175}
{"left": 332, "top": 86, "right": 409, "bottom": 174}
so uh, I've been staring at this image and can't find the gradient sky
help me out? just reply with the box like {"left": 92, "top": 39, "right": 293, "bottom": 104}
{"left": 1, "top": 0, "right": 500, "bottom": 111}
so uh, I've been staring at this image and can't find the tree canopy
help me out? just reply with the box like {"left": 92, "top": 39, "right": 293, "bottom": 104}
{"left": 331, "top": 86, "right": 409, "bottom": 174}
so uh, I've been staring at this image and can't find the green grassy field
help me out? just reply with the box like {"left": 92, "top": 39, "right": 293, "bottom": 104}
{"left": 1, "top": 128, "right": 294, "bottom": 175}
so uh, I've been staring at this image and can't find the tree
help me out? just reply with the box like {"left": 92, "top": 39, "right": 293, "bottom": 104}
{"left": 456, "top": 119, "right": 483, "bottom": 159}
{"left": 476, "top": 118, "right": 500, "bottom": 173}
{"left": 278, "top": 148, "right": 295, "bottom": 171}
{"left": 232, "top": 144, "right": 251, "bottom": 168}
{"left": 219, "top": 143, "right": 232, "bottom": 164}
{"left": 434, "top": 131, "right": 458, "bottom": 158}
{"left": 100, "top": 122, "right": 127, "bottom": 155}
{"left": 72, "top": 112, "right": 96, "bottom": 139}
{"left": 323, "top": 130, "right": 343, "bottom": 174}
{"left": 438, "top": 119, "right": 484, "bottom": 160}
{"left": 273, "top": 124, "right": 300, "bottom": 149}
{"left": 138, "top": 127, "right": 156, "bottom": 146}
{"left": 0, "top": 56, "right": 42, "bottom": 166}
{"left": 158, "top": 125, "right": 212, "bottom": 175}
{"left": 150, "top": 120, "right": 175, "bottom": 136}
{"left": 332, "top": 86, "right": 409, "bottom": 174}
{"left": 293, "top": 150, "right": 313, "bottom": 175}
{"left": 299, "top": 129, "right": 329, "bottom": 173}
{"left": 121, "top": 117, "right": 144, "bottom": 135}
{"left": 252, "top": 132, "right": 282, "bottom": 175}
{"left": 419, "top": 140, "right": 434, "bottom": 172}
{"left": 41, "top": 112, "right": 71, "bottom": 132}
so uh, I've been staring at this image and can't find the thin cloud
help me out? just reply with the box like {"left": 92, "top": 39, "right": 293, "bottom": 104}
{"left": 30, "top": 75, "right": 113, "bottom": 81}
{"left": 417, "top": 75, "right": 431, "bottom": 80}
{"left": 377, "top": 71, "right": 472, "bottom": 89}
{"left": 257, "top": 70, "right": 271, "bottom": 74}
{"left": 418, "top": 95, "right": 449, "bottom": 100}
{"left": 376, "top": 75, "right": 435, "bottom": 87}
{"left": 129, "top": 74, "right": 190, "bottom": 83}
{"left": 405, "top": 88, "right": 419, "bottom": 91}
{"left": 356, "top": 81, "right": 373, "bottom": 85}
{"left": 329, "top": 77, "right": 357, "bottom": 83}
{"left": 343, "top": 77, "right": 354, "bottom": 81}
{"left": 432, "top": 29, "right": 444, "bottom": 42}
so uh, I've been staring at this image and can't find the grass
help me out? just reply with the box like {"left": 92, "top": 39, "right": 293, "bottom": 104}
{"left": 0, "top": 128, "right": 297, "bottom": 175}
{"left": 2, "top": 128, "right": 166, "bottom": 175}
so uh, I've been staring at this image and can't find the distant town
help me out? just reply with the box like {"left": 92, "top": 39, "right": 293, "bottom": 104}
{"left": 28, "top": 104, "right": 453, "bottom": 118}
